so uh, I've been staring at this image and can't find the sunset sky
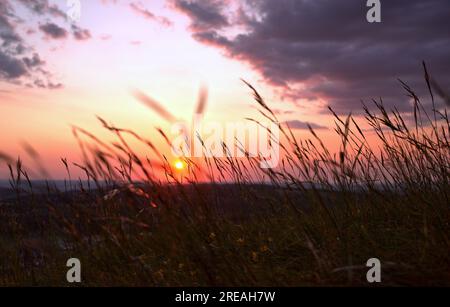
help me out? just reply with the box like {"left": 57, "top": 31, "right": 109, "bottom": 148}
{"left": 1, "top": 0, "right": 449, "bottom": 178}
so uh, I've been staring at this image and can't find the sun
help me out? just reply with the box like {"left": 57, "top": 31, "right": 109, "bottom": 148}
{"left": 174, "top": 159, "right": 185, "bottom": 171}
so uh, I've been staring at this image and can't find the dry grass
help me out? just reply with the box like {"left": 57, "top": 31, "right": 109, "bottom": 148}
{"left": 0, "top": 64, "right": 449, "bottom": 286}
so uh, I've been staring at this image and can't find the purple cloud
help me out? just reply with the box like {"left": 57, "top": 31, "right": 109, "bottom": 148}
{"left": 130, "top": 2, "right": 173, "bottom": 27}
{"left": 172, "top": 0, "right": 228, "bottom": 31}
{"left": 0, "top": 0, "right": 92, "bottom": 89}
{"left": 39, "top": 23, "right": 68, "bottom": 39}
{"left": 283, "top": 120, "right": 327, "bottom": 130}
{"left": 174, "top": 0, "right": 450, "bottom": 114}
{"left": 72, "top": 25, "right": 92, "bottom": 41}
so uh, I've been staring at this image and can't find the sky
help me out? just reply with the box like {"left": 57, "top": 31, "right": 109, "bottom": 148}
{"left": 0, "top": 0, "right": 449, "bottom": 179}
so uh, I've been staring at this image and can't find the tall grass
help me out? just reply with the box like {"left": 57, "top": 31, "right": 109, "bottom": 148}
{"left": 0, "top": 64, "right": 449, "bottom": 286}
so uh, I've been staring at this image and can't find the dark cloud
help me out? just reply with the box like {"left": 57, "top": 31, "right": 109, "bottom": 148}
{"left": 22, "top": 53, "right": 45, "bottom": 69}
{"left": 0, "top": 5, "right": 23, "bottom": 49}
{"left": 17, "top": 0, "right": 67, "bottom": 19}
{"left": 130, "top": 2, "right": 173, "bottom": 27}
{"left": 33, "top": 79, "right": 63, "bottom": 89}
{"left": 172, "top": 0, "right": 229, "bottom": 31}
{"left": 72, "top": 25, "right": 92, "bottom": 41}
{"left": 39, "top": 22, "right": 68, "bottom": 39}
{"left": 0, "top": 0, "right": 91, "bottom": 89}
{"left": 283, "top": 120, "right": 327, "bottom": 130}
{"left": 0, "top": 48, "right": 64, "bottom": 88}
{"left": 0, "top": 2, "right": 29, "bottom": 81}
{"left": 0, "top": 50, "right": 28, "bottom": 79}
{"left": 174, "top": 0, "right": 450, "bottom": 114}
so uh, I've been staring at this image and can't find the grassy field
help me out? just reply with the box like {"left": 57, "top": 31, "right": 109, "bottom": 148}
{"left": 0, "top": 67, "right": 449, "bottom": 286}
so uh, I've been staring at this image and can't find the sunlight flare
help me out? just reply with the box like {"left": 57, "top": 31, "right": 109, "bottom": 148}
{"left": 174, "top": 159, "right": 185, "bottom": 171}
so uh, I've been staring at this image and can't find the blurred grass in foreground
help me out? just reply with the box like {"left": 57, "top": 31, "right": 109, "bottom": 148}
{"left": 0, "top": 64, "right": 449, "bottom": 286}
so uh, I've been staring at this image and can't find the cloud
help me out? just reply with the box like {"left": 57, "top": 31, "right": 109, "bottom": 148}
{"left": 39, "top": 22, "right": 68, "bottom": 39}
{"left": 72, "top": 25, "right": 92, "bottom": 41}
{"left": 99, "top": 34, "right": 112, "bottom": 41}
{"left": 283, "top": 120, "right": 327, "bottom": 130}
{"left": 32, "top": 78, "right": 62, "bottom": 89}
{"left": 17, "top": 0, "right": 67, "bottom": 19}
{"left": 130, "top": 2, "right": 173, "bottom": 27}
{"left": 101, "top": 0, "right": 119, "bottom": 5}
{"left": 0, "top": 5, "right": 24, "bottom": 49}
{"left": 0, "top": 50, "right": 60, "bottom": 89}
{"left": 271, "top": 109, "right": 294, "bottom": 115}
{"left": 0, "top": 50, "right": 28, "bottom": 79}
{"left": 172, "top": 0, "right": 228, "bottom": 31}
{"left": 0, "top": 0, "right": 92, "bottom": 89}
{"left": 22, "top": 53, "right": 45, "bottom": 69}
{"left": 174, "top": 0, "right": 450, "bottom": 114}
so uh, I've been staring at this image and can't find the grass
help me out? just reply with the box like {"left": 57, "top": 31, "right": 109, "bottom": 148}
{"left": 0, "top": 64, "right": 449, "bottom": 286}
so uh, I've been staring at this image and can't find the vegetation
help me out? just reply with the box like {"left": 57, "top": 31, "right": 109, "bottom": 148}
{"left": 0, "top": 65, "right": 449, "bottom": 286}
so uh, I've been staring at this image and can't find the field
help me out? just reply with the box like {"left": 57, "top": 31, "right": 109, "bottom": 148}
{"left": 0, "top": 69, "right": 449, "bottom": 286}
